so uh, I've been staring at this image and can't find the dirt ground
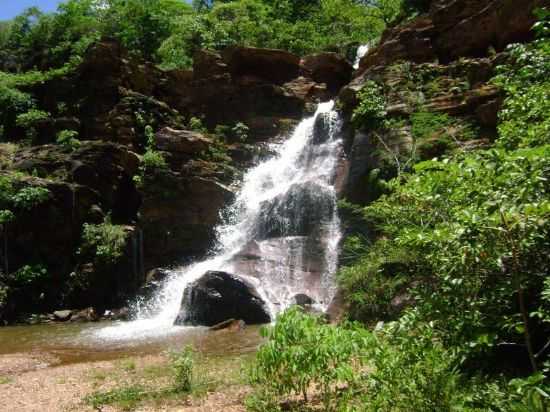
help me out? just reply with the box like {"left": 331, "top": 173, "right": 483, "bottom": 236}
{"left": 0, "top": 351, "right": 250, "bottom": 412}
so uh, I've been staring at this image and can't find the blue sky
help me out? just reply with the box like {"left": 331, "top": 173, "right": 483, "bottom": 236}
{"left": 0, "top": 0, "right": 193, "bottom": 20}
{"left": 0, "top": 0, "right": 64, "bottom": 20}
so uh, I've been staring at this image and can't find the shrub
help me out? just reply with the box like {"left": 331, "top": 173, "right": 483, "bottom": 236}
{"left": 15, "top": 109, "right": 50, "bottom": 128}
{"left": 357, "top": 320, "right": 465, "bottom": 412}
{"left": 134, "top": 124, "right": 167, "bottom": 182}
{"left": 189, "top": 116, "right": 207, "bottom": 133}
{"left": 141, "top": 150, "right": 167, "bottom": 171}
{"left": 11, "top": 186, "right": 51, "bottom": 210}
{"left": 56, "top": 129, "right": 80, "bottom": 150}
{"left": 492, "top": 36, "right": 550, "bottom": 149}
{"left": 80, "top": 217, "right": 129, "bottom": 265}
{"left": 249, "top": 307, "right": 367, "bottom": 410}
{"left": 232, "top": 122, "right": 249, "bottom": 142}
{"left": 0, "top": 210, "right": 14, "bottom": 223}
{"left": 352, "top": 80, "right": 386, "bottom": 128}
{"left": 11, "top": 264, "right": 48, "bottom": 286}
{"left": 170, "top": 346, "right": 194, "bottom": 392}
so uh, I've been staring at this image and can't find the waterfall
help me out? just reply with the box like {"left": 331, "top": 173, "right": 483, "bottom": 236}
{"left": 95, "top": 101, "right": 343, "bottom": 340}
{"left": 353, "top": 43, "right": 371, "bottom": 69}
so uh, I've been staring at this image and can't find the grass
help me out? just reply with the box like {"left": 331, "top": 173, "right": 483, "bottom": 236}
{"left": 85, "top": 385, "right": 151, "bottom": 411}
{"left": 0, "top": 376, "right": 12, "bottom": 384}
{"left": 83, "top": 352, "right": 256, "bottom": 411}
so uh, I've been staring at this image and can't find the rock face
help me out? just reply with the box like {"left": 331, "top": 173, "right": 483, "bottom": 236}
{"left": 175, "top": 271, "right": 270, "bottom": 326}
{"left": 357, "top": 0, "right": 548, "bottom": 73}
{"left": 301, "top": 53, "right": 353, "bottom": 93}
{"left": 140, "top": 173, "right": 234, "bottom": 267}
{"left": 223, "top": 46, "right": 301, "bottom": 84}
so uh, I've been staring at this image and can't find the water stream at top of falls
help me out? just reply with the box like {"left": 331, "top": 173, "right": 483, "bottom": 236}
{"left": 353, "top": 43, "right": 372, "bottom": 69}
{"left": 94, "top": 101, "right": 343, "bottom": 341}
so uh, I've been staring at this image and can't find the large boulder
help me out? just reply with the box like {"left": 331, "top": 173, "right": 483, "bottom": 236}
{"left": 175, "top": 271, "right": 270, "bottom": 326}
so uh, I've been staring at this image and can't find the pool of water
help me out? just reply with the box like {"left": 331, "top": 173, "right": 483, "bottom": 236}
{"left": 0, "top": 321, "right": 264, "bottom": 366}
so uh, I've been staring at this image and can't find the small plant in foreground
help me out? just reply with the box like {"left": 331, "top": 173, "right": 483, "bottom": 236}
{"left": 170, "top": 346, "right": 195, "bottom": 392}
{"left": 248, "top": 307, "right": 367, "bottom": 411}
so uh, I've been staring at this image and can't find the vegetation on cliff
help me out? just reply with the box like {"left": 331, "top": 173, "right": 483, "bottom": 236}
{"left": 245, "top": 9, "right": 550, "bottom": 412}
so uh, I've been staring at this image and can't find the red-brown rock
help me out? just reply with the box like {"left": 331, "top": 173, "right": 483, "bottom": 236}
{"left": 222, "top": 46, "right": 301, "bottom": 84}
{"left": 301, "top": 53, "right": 353, "bottom": 92}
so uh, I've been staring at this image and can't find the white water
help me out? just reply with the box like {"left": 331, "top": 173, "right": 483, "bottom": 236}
{"left": 353, "top": 43, "right": 371, "bottom": 69}
{"left": 94, "top": 101, "right": 343, "bottom": 341}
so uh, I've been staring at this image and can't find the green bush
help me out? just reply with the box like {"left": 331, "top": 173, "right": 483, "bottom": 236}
{"left": 189, "top": 116, "right": 207, "bottom": 133}
{"left": 357, "top": 321, "right": 464, "bottom": 412}
{"left": 351, "top": 80, "right": 386, "bottom": 129}
{"left": 492, "top": 38, "right": 550, "bottom": 149}
{"left": 170, "top": 346, "right": 194, "bottom": 392}
{"left": 141, "top": 150, "right": 167, "bottom": 171}
{"left": 80, "top": 217, "right": 129, "bottom": 265}
{"left": 249, "top": 307, "right": 367, "bottom": 410}
{"left": 11, "top": 186, "right": 51, "bottom": 210}
{"left": 56, "top": 129, "right": 80, "bottom": 150}
{"left": 232, "top": 122, "right": 249, "bottom": 142}
{"left": 11, "top": 264, "right": 48, "bottom": 286}
{"left": 15, "top": 109, "right": 50, "bottom": 128}
{"left": 134, "top": 124, "right": 167, "bottom": 182}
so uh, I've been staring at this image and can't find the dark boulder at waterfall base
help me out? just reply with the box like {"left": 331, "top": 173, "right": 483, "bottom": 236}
{"left": 174, "top": 271, "right": 271, "bottom": 326}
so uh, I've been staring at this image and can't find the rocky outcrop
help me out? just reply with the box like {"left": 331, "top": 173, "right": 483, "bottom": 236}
{"left": 342, "top": 57, "right": 503, "bottom": 203}
{"left": 175, "top": 271, "right": 270, "bottom": 326}
{"left": 222, "top": 46, "right": 301, "bottom": 84}
{"left": 357, "top": 0, "right": 549, "bottom": 73}
{"left": 358, "top": 17, "right": 436, "bottom": 71}
{"left": 0, "top": 141, "right": 147, "bottom": 321}
{"left": 301, "top": 53, "right": 353, "bottom": 93}
{"left": 11, "top": 142, "right": 141, "bottom": 222}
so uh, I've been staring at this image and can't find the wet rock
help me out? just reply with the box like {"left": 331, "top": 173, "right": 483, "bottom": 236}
{"left": 137, "top": 268, "right": 170, "bottom": 299}
{"left": 257, "top": 183, "right": 335, "bottom": 239}
{"left": 71, "top": 307, "right": 99, "bottom": 322}
{"left": 175, "top": 271, "right": 270, "bottom": 326}
{"left": 312, "top": 112, "right": 334, "bottom": 145}
{"left": 301, "top": 52, "right": 353, "bottom": 92}
{"left": 103, "top": 307, "right": 130, "bottom": 321}
{"left": 293, "top": 294, "right": 314, "bottom": 306}
{"left": 210, "top": 318, "right": 246, "bottom": 332}
{"left": 53, "top": 310, "right": 73, "bottom": 321}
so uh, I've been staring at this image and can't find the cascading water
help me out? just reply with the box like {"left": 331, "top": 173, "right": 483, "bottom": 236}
{"left": 353, "top": 43, "right": 372, "bottom": 69}
{"left": 95, "top": 101, "right": 343, "bottom": 341}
